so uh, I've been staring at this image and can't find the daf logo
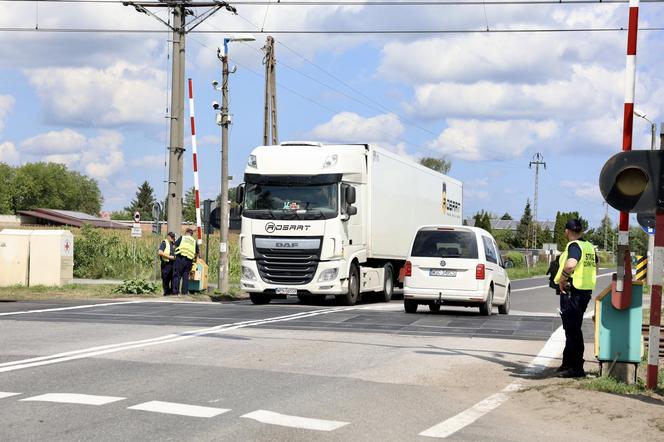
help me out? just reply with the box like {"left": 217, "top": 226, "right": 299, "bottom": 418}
{"left": 266, "top": 222, "right": 276, "bottom": 233}
{"left": 276, "top": 242, "right": 299, "bottom": 248}
{"left": 440, "top": 260, "right": 447, "bottom": 267}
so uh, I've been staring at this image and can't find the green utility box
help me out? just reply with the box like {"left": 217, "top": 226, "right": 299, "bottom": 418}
{"left": 595, "top": 281, "right": 643, "bottom": 364}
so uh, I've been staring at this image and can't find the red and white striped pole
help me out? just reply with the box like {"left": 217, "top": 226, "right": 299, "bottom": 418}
{"left": 614, "top": 0, "right": 640, "bottom": 310}
{"left": 649, "top": 214, "right": 663, "bottom": 389}
{"left": 188, "top": 78, "right": 203, "bottom": 246}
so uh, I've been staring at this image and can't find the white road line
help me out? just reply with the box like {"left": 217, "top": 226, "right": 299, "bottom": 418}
{"left": 241, "top": 410, "right": 349, "bottom": 432}
{"left": 21, "top": 393, "right": 125, "bottom": 406}
{"left": 0, "top": 301, "right": 142, "bottom": 317}
{"left": 0, "top": 392, "right": 21, "bottom": 399}
{"left": 128, "top": 401, "right": 230, "bottom": 418}
{"left": 0, "top": 307, "right": 356, "bottom": 373}
{"left": 419, "top": 325, "right": 566, "bottom": 439}
{"left": 511, "top": 272, "right": 612, "bottom": 292}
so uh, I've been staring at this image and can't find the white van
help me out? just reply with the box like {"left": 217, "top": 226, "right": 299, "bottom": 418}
{"left": 403, "top": 225, "right": 510, "bottom": 315}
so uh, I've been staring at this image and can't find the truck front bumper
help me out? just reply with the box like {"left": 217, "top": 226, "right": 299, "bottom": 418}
{"left": 240, "top": 259, "right": 348, "bottom": 295}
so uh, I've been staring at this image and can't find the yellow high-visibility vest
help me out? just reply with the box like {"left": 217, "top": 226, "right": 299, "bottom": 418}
{"left": 176, "top": 235, "right": 196, "bottom": 260}
{"left": 160, "top": 239, "right": 172, "bottom": 262}
{"left": 554, "top": 240, "right": 596, "bottom": 290}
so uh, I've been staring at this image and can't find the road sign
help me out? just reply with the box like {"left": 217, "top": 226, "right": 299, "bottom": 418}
{"left": 638, "top": 213, "right": 656, "bottom": 235}
{"left": 210, "top": 207, "right": 220, "bottom": 229}
{"left": 152, "top": 202, "right": 162, "bottom": 220}
{"left": 131, "top": 223, "right": 142, "bottom": 238}
{"left": 134, "top": 211, "right": 141, "bottom": 223}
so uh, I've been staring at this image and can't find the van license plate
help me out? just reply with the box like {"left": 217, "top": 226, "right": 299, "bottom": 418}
{"left": 276, "top": 288, "right": 297, "bottom": 295}
{"left": 430, "top": 269, "right": 456, "bottom": 277}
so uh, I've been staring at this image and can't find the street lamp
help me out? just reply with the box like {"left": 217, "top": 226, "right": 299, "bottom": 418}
{"left": 214, "top": 33, "right": 255, "bottom": 294}
{"left": 634, "top": 108, "right": 657, "bottom": 150}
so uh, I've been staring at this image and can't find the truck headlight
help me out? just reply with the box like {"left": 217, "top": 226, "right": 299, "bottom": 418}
{"left": 242, "top": 266, "right": 256, "bottom": 281}
{"left": 248, "top": 154, "right": 257, "bottom": 168}
{"left": 318, "top": 268, "right": 338, "bottom": 282}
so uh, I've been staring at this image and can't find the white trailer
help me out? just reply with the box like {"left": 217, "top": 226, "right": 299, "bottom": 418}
{"left": 236, "top": 142, "right": 463, "bottom": 305}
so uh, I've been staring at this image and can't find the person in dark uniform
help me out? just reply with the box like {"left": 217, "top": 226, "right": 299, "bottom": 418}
{"left": 554, "top": 219, "right": 597, "bottom": 378}
{"left": 172, "top": 228, "right": 199, "bottom": 295}
{"left": 157, "top": 232, "right": 176, "bottom": 296}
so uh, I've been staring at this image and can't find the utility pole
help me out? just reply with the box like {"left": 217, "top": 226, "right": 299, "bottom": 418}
{"left": 603, "top": 202, "right": 609, "bottom": 251}
{"left": 262, "top": 36, "right": 278, "bottom": 145}
{"left": 123, "top": 1, "right": 237, "bottom": 235}
{"left": 529, "top": 153, "right": 546, "bottom": 250}
{"left": 219, "top": 50, "right": 230, "bottom": 294}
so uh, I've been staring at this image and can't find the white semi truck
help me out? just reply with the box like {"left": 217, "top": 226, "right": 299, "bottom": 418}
{"left": 236, "top": 142, "right": 463, "bottom": 305}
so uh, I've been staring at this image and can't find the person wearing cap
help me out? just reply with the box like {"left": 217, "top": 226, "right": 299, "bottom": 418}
{"left": 172, "top": 228, "right": 199, "bottom": 295}
{"left": 553, "top": 219, "right": 597, "bottom": 378}
{"left": 157, "top": 232, "right": 176, "bottom": 296}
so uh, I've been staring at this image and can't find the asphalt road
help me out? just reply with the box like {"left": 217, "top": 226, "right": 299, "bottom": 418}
{"left": 0, "top": 270, "right": 615, "bottom": 441}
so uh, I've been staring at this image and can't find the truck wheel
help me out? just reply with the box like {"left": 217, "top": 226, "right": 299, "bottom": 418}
{"left": 297, "top": 294, "right": 309, "bottom": 304}
{"left": 429, "top": 303, "right": 441, "bottom": 313}
{"left": 336, "top": 264, "right": 360, "bottom": 306}
{"left": 250, "top": 293, "right": 271, "bottom": 305}
{"left": 404, "top": 299, "right": 418, "bottom": 313}
{"left": 380, "top": 264, "right": 394, "bottom": 302}
{"left": 479, "top": 288, "right": 493, "bottom": 316}
{"left": 498, "top": 287, "right": 510, "bottom": 315}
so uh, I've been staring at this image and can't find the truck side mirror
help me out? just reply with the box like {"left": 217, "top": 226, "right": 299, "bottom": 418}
{"left": 347, "top": 206, "right": 357, "bottom": 216}
{"left": 345, "top": 186, "right": 356, "bottom": 204}
{"left": 236, "top": 185, "right": 244, "bottom": 204}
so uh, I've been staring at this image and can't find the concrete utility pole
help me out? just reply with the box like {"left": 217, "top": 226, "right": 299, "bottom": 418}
{"left": 603, "top": 202, "right": 609, "bottom": 251}
{"left": 529, "top": 153, "right": 546, "bottom": 249}
{"left": 262, "top": 36, "right": 278, "bottom": 145}
{"left": 123, "top": 1, "right": 237, "bottom": 235}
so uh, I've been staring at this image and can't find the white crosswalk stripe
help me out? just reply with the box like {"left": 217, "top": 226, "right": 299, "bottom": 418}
{"left": 241, "top": 409, "right": 350, "bottom": 431}
{"left": 21, "top": 393, "right": 125, "bottom": 406}
{"left": 0, "top": 392, "right": 21, "bottom": 399}
{"left": 127, "top": 401, "right": 231, "bottom": 418}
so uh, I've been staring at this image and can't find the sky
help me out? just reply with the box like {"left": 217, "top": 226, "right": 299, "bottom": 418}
{"left": 1, "top": 1, "right": 664, "bottom": 229}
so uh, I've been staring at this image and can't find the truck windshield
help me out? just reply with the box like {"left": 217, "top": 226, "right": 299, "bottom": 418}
{"left": 243, "top": 183, "right": 338, "bottom": 220}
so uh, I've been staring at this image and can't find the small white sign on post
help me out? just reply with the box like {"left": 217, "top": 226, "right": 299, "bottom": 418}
{"left": 220, "top": 242, "right": 227, "bottom": 253}
{"left": 131, "top": 223, "right": 142, "bottom": 238}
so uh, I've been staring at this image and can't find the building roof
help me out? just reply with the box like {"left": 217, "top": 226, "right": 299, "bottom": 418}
{"left": 18, "top": 208, "right": 129, "bottom": 229}
{"left": 465, "top": 218, "right": 555, "bottom": 231}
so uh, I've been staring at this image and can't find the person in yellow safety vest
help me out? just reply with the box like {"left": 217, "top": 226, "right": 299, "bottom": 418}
{"left": 172, "top": 228, "right": 200, "bottom": 295}
{"left": 157, "top": 232, "right": 176, "bottom": 296}
{"left": 553, "top": 218, "right": 597, "bottom": 378}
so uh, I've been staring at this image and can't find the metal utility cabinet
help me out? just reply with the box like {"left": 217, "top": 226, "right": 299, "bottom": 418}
{"left": 0, "top": 229, "right": 33, "bottom": 287}
{"left": 28, "top": 230, "right": 74, "bottom": 286}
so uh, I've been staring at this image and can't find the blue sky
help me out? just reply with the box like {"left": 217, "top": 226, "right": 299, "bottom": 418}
{"left": 1, "top": 1, "right": 664, "bottom": 228}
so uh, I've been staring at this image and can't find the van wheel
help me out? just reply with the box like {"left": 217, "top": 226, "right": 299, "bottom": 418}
{"left": 250, "top": 293, "right": 271, "bottom": 305}
{"left": 429, "top": 303, "right": 441, "bottom": 313}
{"left": 479, "top": 288, "right": 493, "bottom": 316}
{"left": 380, "top": 264, "right": 394, "bottom": 302}
{"left": 498, "top": 288, "right": 510, "bottom": 315}
{"left": 404, "top": 299, "right": 418, "bottom": 313}
{"left": 336, "top": 264, "right": 360, "bottom": 306}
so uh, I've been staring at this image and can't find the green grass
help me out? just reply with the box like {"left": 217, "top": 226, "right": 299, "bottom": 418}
{"left": 506, "top": 262, "right": 550, "bottom": 280}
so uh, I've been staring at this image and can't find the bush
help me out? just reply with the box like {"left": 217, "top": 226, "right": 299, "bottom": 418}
{"left": 505, "top": 251, "right": 525, "bottom": 268}
{"left": 112, "top": 278, "right": 157, "bottom": 295}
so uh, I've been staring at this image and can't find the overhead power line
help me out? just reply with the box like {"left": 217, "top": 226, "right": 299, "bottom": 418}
{"left": 2, "top": 26, "right": 664, "bottom": 34}
{"left": 4, "top": 0, "right": 664, "bottom": 5}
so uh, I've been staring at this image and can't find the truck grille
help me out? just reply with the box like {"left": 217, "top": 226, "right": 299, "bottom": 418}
{"left": 254, "top": 237, "right": 322, "bottom": 285}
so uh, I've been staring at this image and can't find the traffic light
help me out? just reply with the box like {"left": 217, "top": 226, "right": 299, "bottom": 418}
{"left": 599, "top": 150, "right": 664, "bottom": 213}
{"left": 203, "top": 200, "right": 216, "bottom": 233}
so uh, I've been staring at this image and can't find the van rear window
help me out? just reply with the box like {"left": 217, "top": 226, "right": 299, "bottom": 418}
{"left": 411, "top": 230, "right": 478, "bottom": 259}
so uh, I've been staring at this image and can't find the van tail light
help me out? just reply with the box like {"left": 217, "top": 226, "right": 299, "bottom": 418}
{"left": 475, "top": 264, "right": 485, "bottom": 280}
{"left": 404, "top": 261, "right": 412, "bottom": 277}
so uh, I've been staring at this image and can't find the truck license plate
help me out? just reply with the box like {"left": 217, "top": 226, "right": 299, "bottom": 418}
{"left": 276, "top": 288, "right": 297, "bottom": 295}
{"left": 430, "top": 269, "right": 456, "bottom": 277}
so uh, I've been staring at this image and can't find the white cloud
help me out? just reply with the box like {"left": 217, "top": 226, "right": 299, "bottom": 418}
{"left": 0, "top": 95, "right": 14, "bottom": 134}
{"left": 309, "top": 112, "right": 404, "bottom": 143}
{"left": 20, "top": 129, "right": 125, "bottom": 180}
{"left": 427, "top": 119, "right": 558, "bottom": 161}
{"left": 130, "top": 154, "right": 165, "bottom": 169}
{"left": 25, "top": 62, "right": 166, "bottom": 127}
{"left": 560, "top": 180, "right": 602, "bottom": 202}
{"left": 465, "top": 189, "right": 489, "bottom": 201}
{"left": 0, "top": 142, "right": 19, "bottom": 164}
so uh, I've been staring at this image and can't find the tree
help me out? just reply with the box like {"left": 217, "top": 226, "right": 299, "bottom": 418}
{"left": 419, "top": 157, "right": 452, "bottom": 174}
{"left": 473, "top": 210, "right": 492, "bottom": 232}
{"left": 553, "top": 211, "right": 589, "bottom": 251}
{"left": 515, "top": 200, "right": 533, "bottom": 248}
{"left": 629, "top": 226, "right": 648, "bottom": 256}
{"left": 9, "top": 162, "right": 102, "bottom": 215}
{"left": 125, "top": 181, "right": 156, "bottom": 221}
{"left": 183, "top": 187, "right": 197, "bottom": 223}
{"left": 500, "top": 212, "right": 512, "bottom": 220}
{"left": 0, "top": 163, "right": 14, "bottom": 214}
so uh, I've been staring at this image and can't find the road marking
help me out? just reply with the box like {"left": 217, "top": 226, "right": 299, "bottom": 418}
{"left": 511, "top": 272, "right": 612, "bottom": 292}
{"left": 128, "top": 401, "right": 230, "bottom": 418}
{"left": 0, "top": 392, "right": 21, "bottom": 399}
{"left": 21, "top": 393, "right": 125, "bottom": 406}
{"left": 241, "top": 410, "right": 349, "bottom": 431}
{"left": 0, "top": 301, "right": 142, "bottom": 317}
{"left": 0, "top": 307, "right": 356, "bottom": 373}
{"left": 419, "top": 325, "right": 566, "bottom": 438}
